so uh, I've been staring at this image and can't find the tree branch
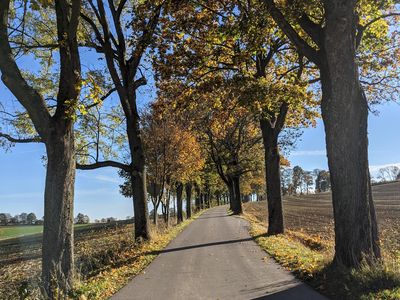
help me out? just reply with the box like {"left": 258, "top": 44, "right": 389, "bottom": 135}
{"left": 76, "top": 160, "right": 131, "bottom": 172}
{"left": 0, "top": 132, "right": 42, "bottom": 143}
{"left": 356, "top": 12, "right": 400, "bottom": 49}
{"left": 128, "top": 4, "right": 163, "bottom": 80}
{"left": 275, "top": 102, "right": 289, "bottom": 133}
{"left": 264, "top": 0, "right": 321, "bottom": 66}
{"left": 298, "top": 13, "right": 323, "bottom": 47}
{"left": 85, "top": 87, "right": 117, "bottom": 109}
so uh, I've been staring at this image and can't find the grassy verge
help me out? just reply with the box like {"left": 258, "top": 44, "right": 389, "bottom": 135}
{"left": 0, "top": 224, "right": 93, "bottom": 240}
{"left": 71, "top": 211, "right": 206, "bottom": 300}
{"left": 0, "top": 225, "right": 44, "bottom": 240}
{"left": 242, "top": 212, "right": 400, "bottom": 300}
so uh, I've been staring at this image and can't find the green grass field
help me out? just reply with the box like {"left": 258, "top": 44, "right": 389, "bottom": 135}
{"left": 0, "top": 224, "right": 90, "bottom": 240}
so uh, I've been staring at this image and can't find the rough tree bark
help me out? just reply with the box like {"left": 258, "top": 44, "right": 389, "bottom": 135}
{"left": 42, "top": 128, "right": 75, "bottom": 296}
{"left": 176, "top": 182, "right": 184, "bottom": 223}
{"left": 194, "top": 185, "right": 201, "bottom": 211}
{"left": 256, "top": 51, "right": 288, "bottom": 235}
{"left": 78, "top": 1, "right": 163, "bottom": 241}
{"left": 266, "top": 0, "right": 381, "bottom": 267}
{"left": 0, "top": 0, "right": 81, "bottom": 296}
{"left": 231, "top": 176, "right": 243, "bottom": 214}
{"left": 227, "top": 179, "right": 235, "bottom": 211}
{"left": 127, "top": 110, "right": 151, "bottom": 240}
{"left": 185, "top": 183, "right": 192, "bottom": 219}
{"left": 153, "top": 201, "right": 159, "bottom": 225}
{"left": 321, "top": 1, "right": 380, "bottom": 265}
{"left": 259, "top": 103, "right": 288, "bottom": 235}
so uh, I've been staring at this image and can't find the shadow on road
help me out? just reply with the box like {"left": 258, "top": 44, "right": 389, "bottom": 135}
{"left": 145, "top": 236, "right": 261, "bottom": 255}
{"left": 250, "top": 283, "right": 325, "bottom": 300}
{"left": 197, "top": 215, "right": 232, "bottom": 220}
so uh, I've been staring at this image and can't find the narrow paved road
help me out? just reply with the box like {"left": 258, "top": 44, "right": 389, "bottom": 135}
{"left": 112, "top": 206, "right": 327, "bottom": 300}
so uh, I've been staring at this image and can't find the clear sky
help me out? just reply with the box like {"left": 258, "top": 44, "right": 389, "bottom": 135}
{"left": 1, "top": 99, "right": 399, "bottom": 220}
{"left": 1, "top": 47, "right": 399, "bottom": 220}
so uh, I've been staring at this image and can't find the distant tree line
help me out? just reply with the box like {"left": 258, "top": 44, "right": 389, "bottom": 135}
{"left": 93, "top": 217, "right": 118, "bottom": 224}
{"left": 376, "top": 166, "right": 400, "bottom": 183}
{"left": 0, "top": 212, "right": 95, "bottom": 226}
{"left": 281, "top": 167, "right": 331, "bottom": 195}
{"left": 74, "top": 213, "right": 90, "bottom": 225}
{"left": 0, "top": 212, "right": 41, "bottom": 226}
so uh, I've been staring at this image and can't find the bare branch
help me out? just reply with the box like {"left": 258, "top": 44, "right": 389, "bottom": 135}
{"left": 76, "top": 160, "right": 131, "bottom": 172}
{"left": 85, "top": 87, "right": 117, "bottom": 109}
{"left": 0, "top": 132, "right": 42, "bottom": 143}
{"left": 264, "top": 0, "right": 321, "bottom": 66}
{"left": 357, "top": 12, "right": 400, "bottom": 48}
{"left": 0, "top": 0, "right": 51, "bottom": 138}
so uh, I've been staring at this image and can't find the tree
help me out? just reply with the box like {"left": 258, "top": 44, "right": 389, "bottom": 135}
{"left": 303, "top": 171, "right": 314, "bottom": 194}
{"left": 194, "top": 91, "right": 263, "bottom": 215}
{"left": 377, "top": 166, "right": 400, "bottom": 182}
{"left": 153, "top": 0, "right": 318, "bottom": 234}
{"left": 0, "top": 213, "right": 11, "bottom": 225}
{"left": 74, "top": 0, "right": 171, "bottom": 242}
{"left": 315, "top": 170, "right": 331, "bottom": 193}
{"left": 185, "top": 183, "right": 193, "bottom": 219}
{"left": 292, "top": 166, "right": 304, "bottom": 194}
{"left": 27, "top": 213, "right": 37, "bottom": 225}
{"left": 0, "top": 0, "right": 81, "bottom": 295}
{"left": 76, "top": 213, "right": 90, "bottom": 224}
{"left": 19, "top": 213, "right": 28, "bottom": 225}
{"left": 281, "top": 168, "right": 293, "bottom": 195}
{"left": 119, "top": 103, "right": 204, "bottom": 226}
{"left": 263, "top": 0, "right": 400, "bottom": 267}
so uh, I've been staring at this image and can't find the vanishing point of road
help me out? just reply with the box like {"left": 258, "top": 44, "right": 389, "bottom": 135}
{"left": 112, "top": 206, "right": 328, "bottom": 300}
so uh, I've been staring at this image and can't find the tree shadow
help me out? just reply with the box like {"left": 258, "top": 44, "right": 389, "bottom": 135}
{"left": 145, "top": 236, "right": 263, "bottom": 255}
{"left": 250, "top": 283, "right": 325, "bottom": 299}
{"left": 197, "top": 215, "right": 232, "bottom": 220}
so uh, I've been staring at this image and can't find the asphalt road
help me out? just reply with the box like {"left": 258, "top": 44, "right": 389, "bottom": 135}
{"left": 111, "top": 206, "right": 328, "bottom": 300}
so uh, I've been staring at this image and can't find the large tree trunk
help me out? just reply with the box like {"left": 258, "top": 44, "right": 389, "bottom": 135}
{"left": 194, "top": 186, "right": 201, "bottom": 211}
{"left": 186, "top": 183, "right": 192, "bottom": 219}
{"left": 163, "top": 189, "right": 171, "bottom": 227}
{"left": 176, "top": 182, "right": 184, "bottom": 223}
{"left": 227, "top": 180, "right": 234, "bottom": 211}
{"left": 126, "top": 111, "right": 150, "bottom": 241}
{"left": 152, "top": 201, "right": 159, "bottom": 226}
{"left": 42, "top": 127, "right": 75, "bottom": 297}
{"left": 320, "top": 1, "right": 380, "bottom": 267}
{"left": 260, "top": 119, "right": 284, "bottom": 235}
{"left": 231, "top": 176, "right": 243, "bottom": 214}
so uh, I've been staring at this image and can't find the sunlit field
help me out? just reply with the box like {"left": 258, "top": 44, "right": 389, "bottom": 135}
{"left": 0, "top": 224, "right": 92, "bottom": 240}
{"left": 0, "top": 217, "right": 192, "bottom": 299}
{"left": 243, "top": 181, "right": 400, "bottom": 299}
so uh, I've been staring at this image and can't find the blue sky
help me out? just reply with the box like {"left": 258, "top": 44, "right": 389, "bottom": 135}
{"left": 1, "top": 46, "right": 400, "bottom": 220}
{"left": 288, "top": 102, "right": 400, "bottom": 174}
{"left": 1, "top": 100, "right": 399, "bottom": 220}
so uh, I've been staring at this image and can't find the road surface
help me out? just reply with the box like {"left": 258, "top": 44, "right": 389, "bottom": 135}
{"left": 111, "top": 206, "right": 328, "bottom": 300}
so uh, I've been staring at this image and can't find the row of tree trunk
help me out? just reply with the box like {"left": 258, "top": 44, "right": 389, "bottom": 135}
{"left": 158, "top": 182, "right": 231, "bottom": 227}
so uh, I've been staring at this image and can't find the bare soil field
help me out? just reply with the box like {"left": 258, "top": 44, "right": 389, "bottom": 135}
{"left": 243, "top": 181, "right": 400, "bottom": 258}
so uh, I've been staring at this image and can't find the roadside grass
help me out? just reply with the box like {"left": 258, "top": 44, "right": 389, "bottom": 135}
{"left": 0, "top": 226, "right": 44, "bottom": 240}
{"left": 71, "top": 211, "right": 205, "bottom": 299}
{"left": 243, "top": 208, "right": 400, "bottom": 300}
{"left": 0, "top": 224, "right": 91, "bottom": 240}
{"left": 0, "top": 211, "right": 205, "bottom": 300}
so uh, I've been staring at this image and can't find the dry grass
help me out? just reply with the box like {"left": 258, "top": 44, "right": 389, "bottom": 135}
{"left": 243, "top": 181, "right": 400, "bottom": 299}
{"left": 0, "top": 212, "right": 204, "bottom": 300}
